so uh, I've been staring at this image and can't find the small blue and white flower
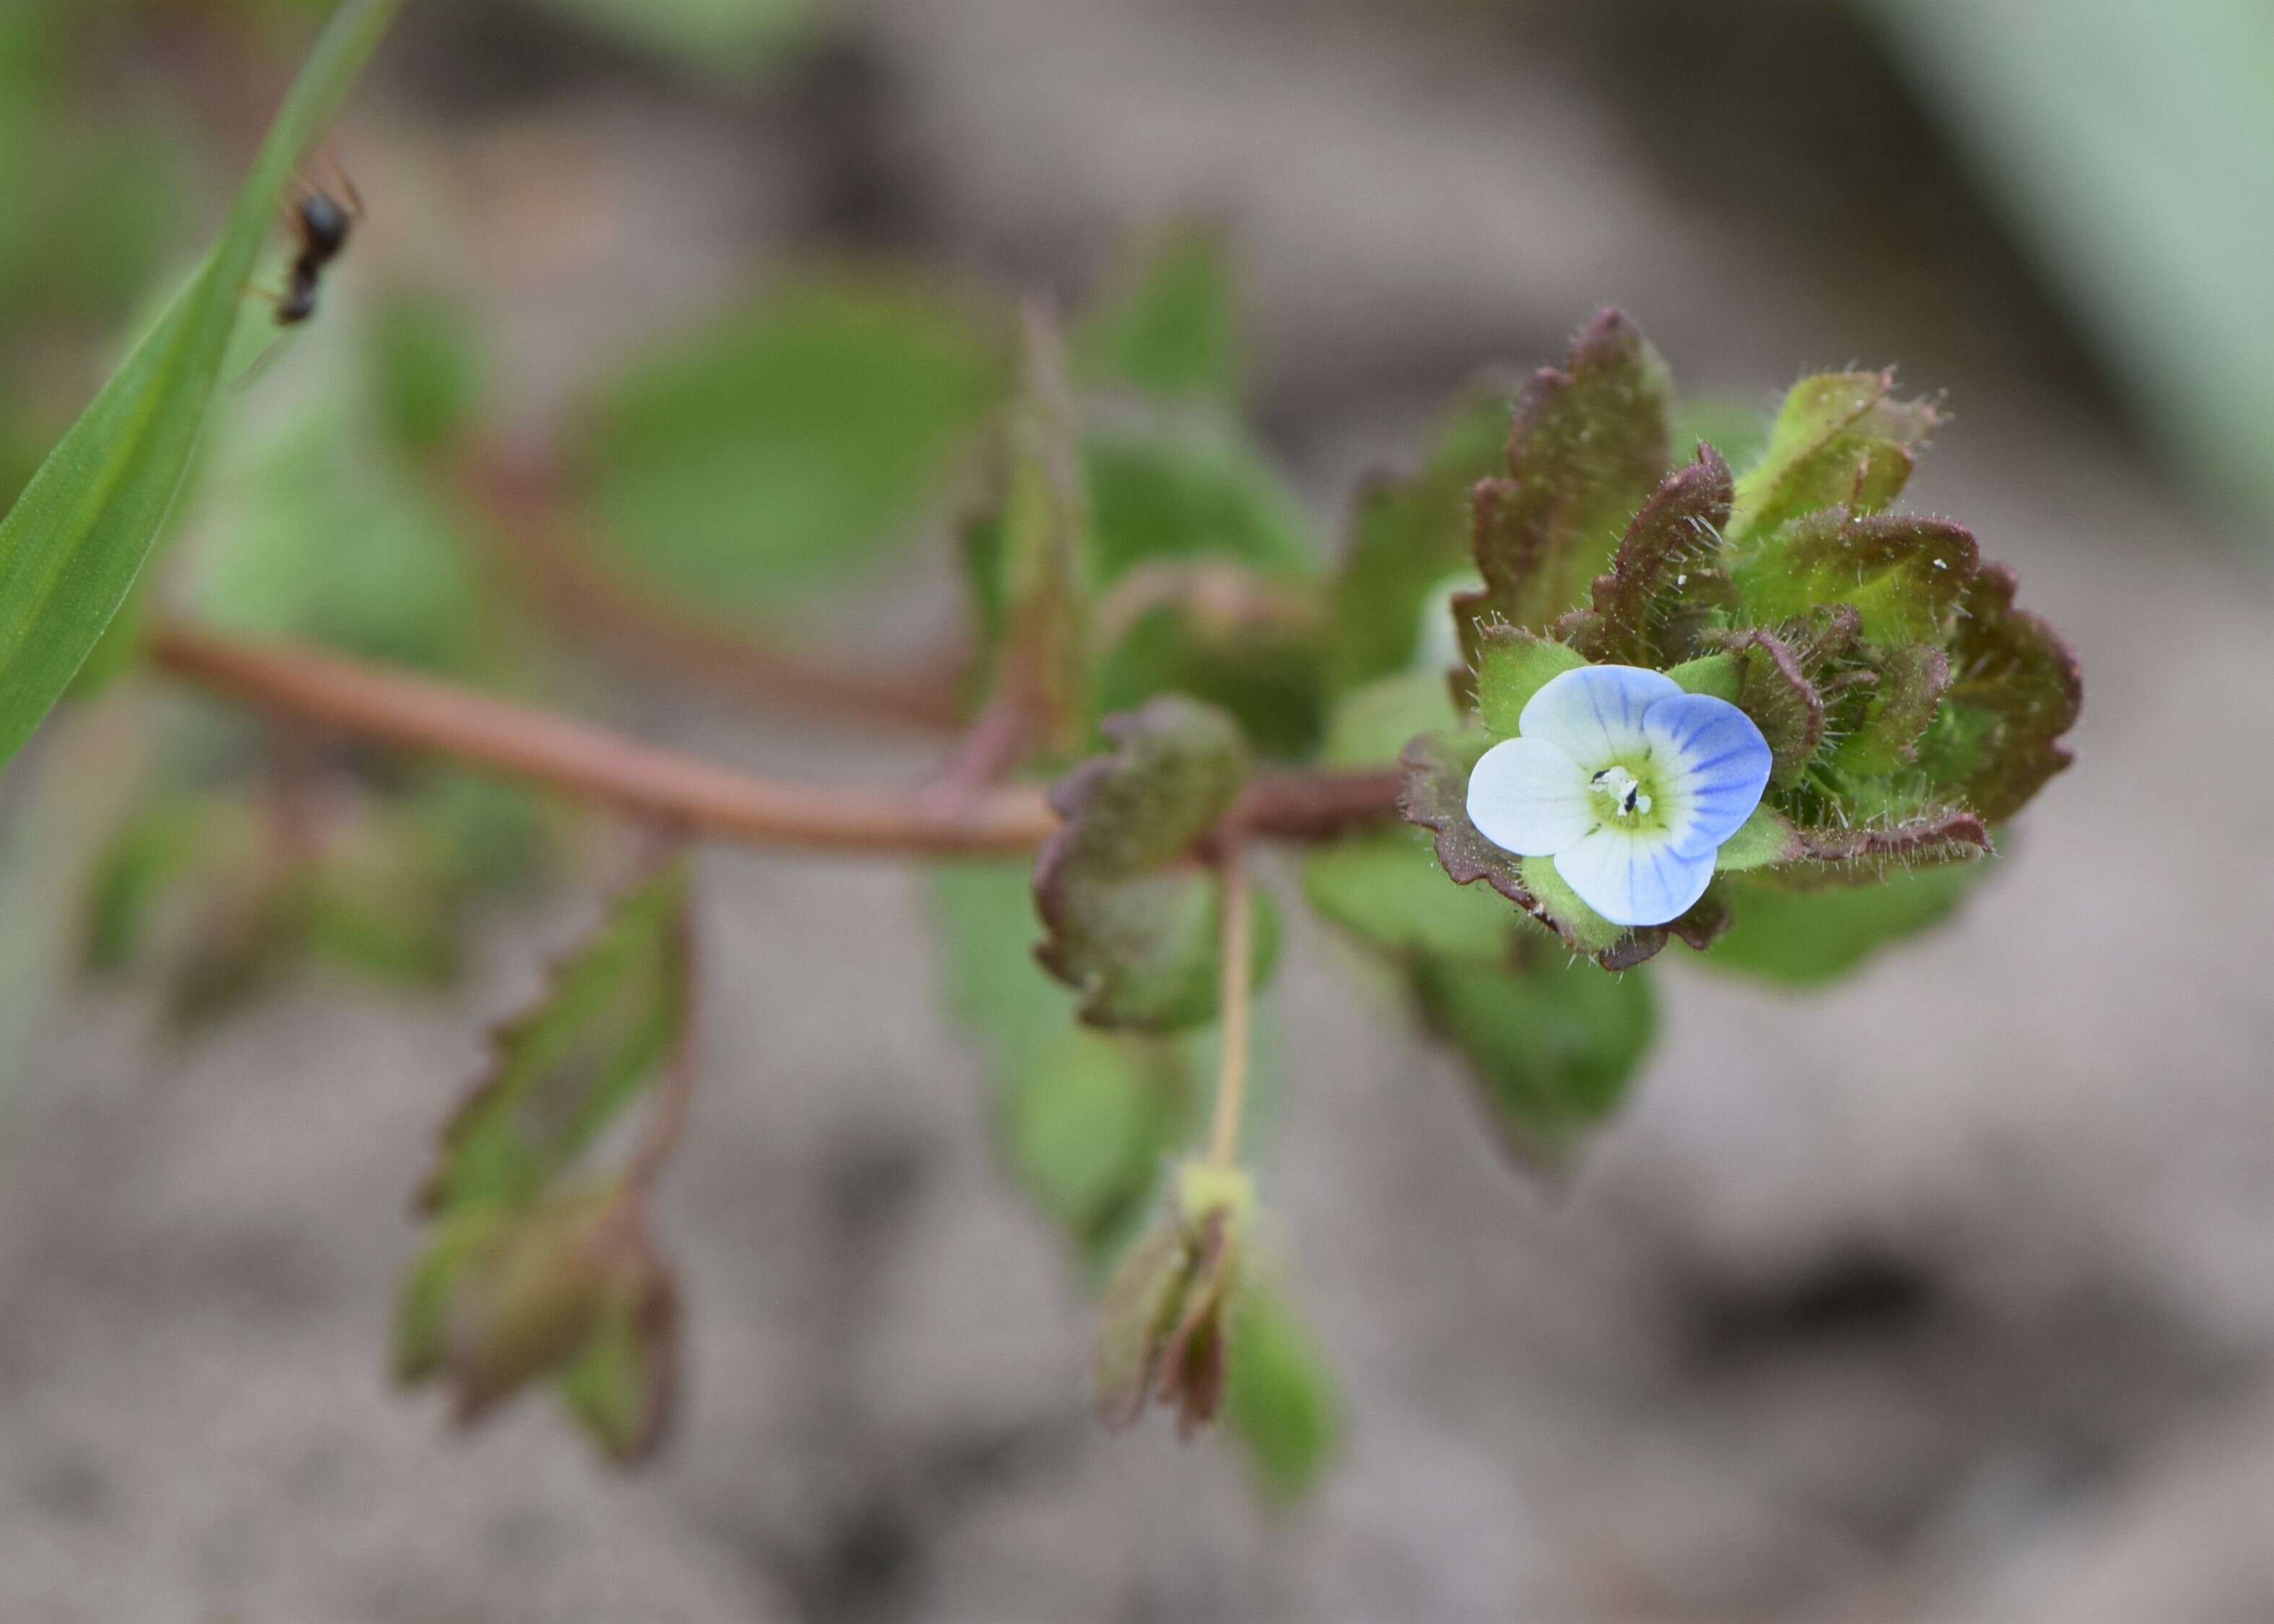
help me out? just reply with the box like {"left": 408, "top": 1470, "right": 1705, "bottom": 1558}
{"left": 1466, "top": 664, "right": 1773, "bottom": 929}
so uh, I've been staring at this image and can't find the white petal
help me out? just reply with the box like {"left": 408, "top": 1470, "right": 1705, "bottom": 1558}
{"left": 1466, "top": 736, "right": 1596, "bottom": 856}
{"left": 1640, "top": 692, "right": 1774, "bottom": 857}
{"left": 1552, "top": 826, "right": 1717, "bottom": 928}
{"left": 1518, "top": 664, "right": 1681, "bottom": 772}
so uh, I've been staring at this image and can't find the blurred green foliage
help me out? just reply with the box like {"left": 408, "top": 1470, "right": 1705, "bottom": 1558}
{"left": 1072, "top": 222, "right": 1246, "bottom": 406}
{"left": 575, "top": 277, "right": 1009, "bottom": 614}
{"left": 533, "top": 0, "right": 815, "bottom": 78}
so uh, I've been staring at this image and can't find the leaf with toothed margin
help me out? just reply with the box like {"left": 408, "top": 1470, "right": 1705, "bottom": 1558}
{"left": 1916, "top": 561, "right": 2083, "bottom": 824}
{"left": 1034, "top": 697, "right": 1278, "bottom": 1031}
{"left": 1704, "top": 627, "right": 1825, "bottom": 790}
{"left": 1836, "top": 642, "right": 1951, "bottom": 777}
{"left": 1561, "top": 444, "right": 1736, "bottom": 666}
{"left": 1409, "top": 933, "right": 1657, "bottom": 1169}
{"left": 421, "top": 858, "right": 694, "bottom": 1214}
{"left": 1719, "top": 804, "right": 1994, "bottom": 878}
{"left": 1398, "top": 728, "right": 1720, "bottom": 969}
{"left": 1329, "top": 386, "right": 1510, "bottom": 689}
{"left": 1733, "top": 509, "right": 1979, "bottom": 644}
{"left": 1726, "top": 371, "right": 1938, "bottom": 545}
{"left": 1454, "top": 311, "right": 1672, "bottom": 671}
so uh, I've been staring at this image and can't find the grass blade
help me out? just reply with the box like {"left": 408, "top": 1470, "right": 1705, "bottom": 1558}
{"left": 0, "top": 0, "right": 410, "bottom": 769}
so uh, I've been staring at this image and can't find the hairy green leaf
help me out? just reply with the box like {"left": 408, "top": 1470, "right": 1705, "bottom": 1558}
{"left": 0, "top": 0, "right": 409, "bottom": 771}
{"left": 1731, "top": 509, "right": 1978, "bottom": 645}
{"left": 1916, "top": 561, "right": 2083, "bottom": 823}
{"left": 1560, "top": 444, "right": 1736, "bottom": 667}
{"left": 1726, "top": 371, "right": 1937, "bottom": 545}
{"left": 1455, "top": 310, "right": 1671, "bottom": 668}
{"left": 1472, "top": 626, "right": 1585, "bottom": 738}
{"left": 1035, "top": 698, "right": 1276, "bottom": 1031}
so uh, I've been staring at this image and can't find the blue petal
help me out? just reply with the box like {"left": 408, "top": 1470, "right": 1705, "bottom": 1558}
{"left": 1553, "top": 826, "right": 1718, "bottom": 928}
{"left": 1642, "top": 692, "right": 1773, "bottom": 857}
{"left": 1468, "top": 735, "right": 1596, "bottom": 856}
{"left": 1517, "top": 664, "right": 1680, "bottom": 771}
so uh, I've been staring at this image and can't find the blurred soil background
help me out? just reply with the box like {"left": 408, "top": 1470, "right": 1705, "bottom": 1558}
{"left": 4, "top": 1, "right": 2273, "bottom": 1620}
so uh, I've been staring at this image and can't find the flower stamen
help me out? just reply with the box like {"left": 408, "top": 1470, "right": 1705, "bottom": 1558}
{"left": 1591, "top": 764, "right": 1650, "bottom": 819}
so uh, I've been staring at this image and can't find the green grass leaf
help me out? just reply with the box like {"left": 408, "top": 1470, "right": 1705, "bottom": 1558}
{"left": 0, "top": 0, "right": 409, "bottom": 772}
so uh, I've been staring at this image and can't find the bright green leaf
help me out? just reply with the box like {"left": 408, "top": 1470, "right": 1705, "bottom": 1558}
{"left": 1473, "top": 626, "right": 1585, "bottom": 738}
{"left": 1726, "top": 371, "right": 1936, "bottom": 545}
{"left": 0, "top": 0, "right": 410, "bottom": 771}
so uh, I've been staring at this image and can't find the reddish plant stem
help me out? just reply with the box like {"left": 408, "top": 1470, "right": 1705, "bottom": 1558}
{"left": 146, "top": 621, "right": 1405, "bottom": 856}
{"left": 918, "top": 687, "right": 1035, "bottom": 809}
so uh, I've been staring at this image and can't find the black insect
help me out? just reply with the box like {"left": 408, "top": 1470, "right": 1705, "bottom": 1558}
{"left": 276, "top": 188, "right": 357, "bottom": 327}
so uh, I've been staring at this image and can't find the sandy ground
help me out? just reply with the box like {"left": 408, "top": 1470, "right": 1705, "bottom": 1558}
{"left": 4, "top": 1, "right": 2273, "bottom": 1620}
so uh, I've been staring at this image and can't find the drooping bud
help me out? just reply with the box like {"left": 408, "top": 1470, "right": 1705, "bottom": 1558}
{"left": 395, "top": 1184, "right": 678, "bottom": 1462}
{"left": 1093, "top": 1162, "right": 1255, "bottom": 1437}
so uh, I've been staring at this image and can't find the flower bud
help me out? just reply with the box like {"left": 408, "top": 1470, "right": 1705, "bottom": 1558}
{"left": 1093, "top": 1162, "right": 1254, "bottom": 1436}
